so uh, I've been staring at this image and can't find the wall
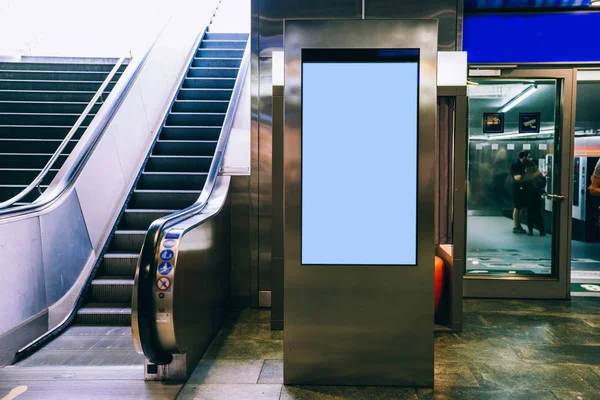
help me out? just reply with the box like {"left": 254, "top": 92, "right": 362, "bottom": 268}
{"left": 0, "top": 0, "right": 217, "bottom": 58}
{"left": 249, "top": 0, "right": 461, "bottom": 302}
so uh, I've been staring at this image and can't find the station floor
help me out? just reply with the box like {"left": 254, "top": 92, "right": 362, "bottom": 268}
{"left": 1, "top": 299, "right": 599, "bottom": 399}
{"left": 467, "top": 216, "right": 600, "bottom": 289}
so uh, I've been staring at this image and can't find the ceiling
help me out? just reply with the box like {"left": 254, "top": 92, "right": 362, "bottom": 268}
{"left": 467, "top": 80, "right": 600, "bottom": 136}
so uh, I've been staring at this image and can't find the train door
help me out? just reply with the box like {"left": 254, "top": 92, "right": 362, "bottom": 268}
{"left": 571, "top": 70, "right": 600, "bottom": 296}
{"left": 463, "top": 68, "right": 575, "bottom": 299}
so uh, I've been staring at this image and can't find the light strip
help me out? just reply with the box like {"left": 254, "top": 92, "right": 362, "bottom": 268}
{"left": 500, "top": 84, "right": 537, "bottom": 113}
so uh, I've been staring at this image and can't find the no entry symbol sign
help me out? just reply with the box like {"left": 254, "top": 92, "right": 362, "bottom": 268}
{"left": 156, "top": 277, "right": 171, "bottom": 291}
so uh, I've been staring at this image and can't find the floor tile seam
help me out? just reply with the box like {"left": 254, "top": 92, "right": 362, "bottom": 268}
{"left": 256, "top": 359, "right": 266, "bottom": 384}
{"left": 0, "top": 377, "right": 145, "bottom": 382}
{"left": 27, "top": 349, "right": 138, "bottom": 352}
{"left": 464, "top": 311, "right": 592, "bottom": 318}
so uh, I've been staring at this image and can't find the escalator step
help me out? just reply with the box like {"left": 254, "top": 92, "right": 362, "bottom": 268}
{"left": 0, "top": 153, "right": 67, "bottom": 168}
{"left": 0, "top": 168, "right": 58, "bottom": 185}
{"left": 138, "top": 172, "right": 208, "bottom": 191}
{"left": 129, "top": 190, "right": 201, "bottom": 210}
{"left": 187, "top": 67, "right": 239, "bottom": 78}
{"left": 0, "top": 112, "right": 95, "bottom": 126}
{"left": 119, "top": 209, "right": 175, "bottom": 231}
{"left": 0, "top": 125, "right": 87, "bottom": 139}
{"left": 0, "top": 62, "right": 127, "bottom": 72}
{"left": 0, "top": 90, "right": 97, "bottom": 102}
{"left": 0, "top": 184, "right": 48, "bottom": 202}
{"left": 204, "top": 32, "right": 249, "bottom": 41}
{"left": 200, "top": 40, "right": 246, "bottom": 49}
{"left": 182, "top": 77, "right": 236, "bottom": 89}
{"left": 196, "top": 49, "right": 244, "bottom": 58}
{"left": 76, "top": 303, "right": 131, "bottom": 326}
{"left": 171, "top": 100, "right": 229, "bottom": 113}
{"left": 0, "top": 70, "right": 122, "bottom": 81}
{"left": 0, "top": 101, "right": 101, "bottom": 114}
{"left": 89, "top": 278, "right": 134, "bottom": 303}
{"left": 192, "top": 58, "right": 242, "bottom": 68}
{"left": 166, "top": 112, "right": 226, "bottom": 126}
{"left": 145, "top": 155, "right": 213, "bottom": 172}
{"left": 109, "top": 231, "right": 146, "bottom": 252}
{"left": 100, "top": 253, "right": 140, "bottom": 276}
{"left": 153, "top": 140, "right": 218, "bottom": 156}
{"left": 159, "top": 126, "right": 222, "bottom": 141}
{"left": 177, "top": 88, "right": 233, "bottom": 101}
{"left": 0, "top": 138, "right": 78, "bottom": 154}
{"left": 0, "top": 80, "right": 116, "bottom": 92}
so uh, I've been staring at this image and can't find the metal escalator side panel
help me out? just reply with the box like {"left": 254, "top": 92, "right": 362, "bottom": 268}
{"left": 133, "top": 34, "right": 250, "bottom": 365}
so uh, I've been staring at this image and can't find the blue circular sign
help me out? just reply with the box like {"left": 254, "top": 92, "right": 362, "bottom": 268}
{"left": 160, "top": 249, "right": 174, "bottom": 261}
{"left": 158, "top": 262, "right": 172, "bottom": 275}
{"left": 163, "top": 239, "right": 177, "bottom": 249}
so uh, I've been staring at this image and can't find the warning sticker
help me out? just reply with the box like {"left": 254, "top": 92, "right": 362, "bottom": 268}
{"left": 156, "top": 313, "right": 171, "bottom": 323}
{"left": 156, "top": 277, "right": 171, "bottom": 291}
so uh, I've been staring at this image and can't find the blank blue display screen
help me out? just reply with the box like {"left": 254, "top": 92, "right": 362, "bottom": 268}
{"left": 463, "top": 13, "right": 600, "bottom": 63}
{"left": 301, "top": 49, "right": 419, "bottom": 266}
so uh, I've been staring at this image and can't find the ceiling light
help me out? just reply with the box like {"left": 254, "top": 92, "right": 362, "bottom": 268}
{"left": 592, "top": 0, "right": 600, "bottom": 7}
{"left": 500, "top": 84, "right": 537, "bottom": 113}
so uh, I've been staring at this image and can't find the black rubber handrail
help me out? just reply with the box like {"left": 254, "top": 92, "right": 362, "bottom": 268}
{"left": 133, "top": 35, "right": 250, "bottom": 365}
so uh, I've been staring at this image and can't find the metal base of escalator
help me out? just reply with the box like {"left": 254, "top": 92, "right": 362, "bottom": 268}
{"left": 12, "top": 326, "right": 143, "bottom": 367}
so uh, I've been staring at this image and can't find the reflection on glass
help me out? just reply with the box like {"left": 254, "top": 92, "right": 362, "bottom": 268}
{"left": 466, "top": 79, "right": 556, "bottom": 276}
{"left": 571, "top": 78, "right": 600, "bottom": 289}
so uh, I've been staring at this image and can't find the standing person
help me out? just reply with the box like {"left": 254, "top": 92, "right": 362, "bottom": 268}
{"left": 588, "top": 159, "right": 600, "bottom": 197}
{"left": 511, "top": 150, "right": 531, "bottom": 234}
{"left": 523, "top": 160, "right": 547, "bottom": 236}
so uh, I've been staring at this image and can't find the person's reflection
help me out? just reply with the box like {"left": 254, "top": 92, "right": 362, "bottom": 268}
{"left": 490, "top": 148, "right": 508, "bottom": 208}
{"left": 523, "top": 160, "right": 547, "bottom": 236}
{"left": 510, "top": 151, "right": 531, "bottom": 234}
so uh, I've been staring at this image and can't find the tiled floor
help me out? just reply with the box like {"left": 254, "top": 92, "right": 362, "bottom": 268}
{"left": 178, "top": 298, "right": 600, "bottom": 400}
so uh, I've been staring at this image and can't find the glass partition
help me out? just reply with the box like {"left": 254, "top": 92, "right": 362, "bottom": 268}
{"left": 571, "top": 73, "right": 600, "bottom": 294}
{"left": 466, "top": 79, "right": 558, "bottom": 276}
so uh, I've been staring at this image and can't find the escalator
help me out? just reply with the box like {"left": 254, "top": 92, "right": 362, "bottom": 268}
{"left": 0, "top": 60, "right": 126, "bottom": 206}
{"left": 12, "top": 32, "right": 249, "bottom": 367}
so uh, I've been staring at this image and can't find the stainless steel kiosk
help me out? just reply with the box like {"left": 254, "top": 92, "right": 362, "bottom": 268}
{"left": 283, "top": 19, "right": 438, "bottom": 386}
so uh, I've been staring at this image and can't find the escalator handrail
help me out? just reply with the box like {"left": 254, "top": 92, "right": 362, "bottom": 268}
{"left": 0, "top": 58, "right": 126, "bottom": 209}
{"left": 133, "top": 37, "right": 250, "bottom": 364}
{"left": 0, "top": 28, "right": 166, "bottom": 219}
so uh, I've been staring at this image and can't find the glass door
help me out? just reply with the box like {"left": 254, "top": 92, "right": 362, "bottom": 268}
{"left": 463, "top": 68, "right": 574, "bottom": 299}
{"left": 571, "top": 69, "right": 600, "bottom": 296}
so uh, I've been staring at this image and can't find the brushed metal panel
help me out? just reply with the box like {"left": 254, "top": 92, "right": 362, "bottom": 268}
{"left": 111, "top": 88, "right": 152, "bottom": 180}
{"left": 271, "top": 84, "right": 284, "bottom": 329}
{"left": 365, "top": 0, "right": 457, "bottom": 51}
{"left": 0, "top": 216, "right": 45, "bottom": 337}
{"left": 283, "top": 19, "right": 437, "bottom": 386}
{"left": 258, "top": 0, "right": 360, "bottom": 57}
{"left": 258, "top": 58, "right": 274, "bottom": 291}
{"left": 75, "top": 128, "right": 126, "bottom": 250}
{"left": 251, "top": 6, "right": 261, "bottom": 306}
{"left": 39, "top": 191, "right": 92, "bottom": 306}
{"left": 0, "top": 309, "right": 47, "bottom": 366}
{"left": 231, "top": 175, "right": 252, "bottom": 307}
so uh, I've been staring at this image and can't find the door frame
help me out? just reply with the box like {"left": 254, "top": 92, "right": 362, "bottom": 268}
{"left": 462, "top": 67, "right": 576, "bottom": 299}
